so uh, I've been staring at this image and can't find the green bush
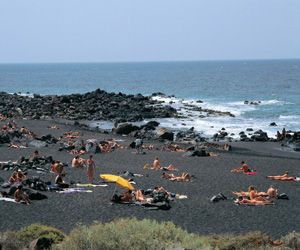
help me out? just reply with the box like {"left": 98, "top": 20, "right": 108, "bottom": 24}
{"left": 203, "top": 231, "right": 274, "bottom": 250}
{"left": 1, "top": 220, "right": 299, "bottom": 250}
{"left": 58, "top": 218, "right": 208, "bottom": 250}
{"left": 17, "top": 224, "right": 65, "bottom": 245}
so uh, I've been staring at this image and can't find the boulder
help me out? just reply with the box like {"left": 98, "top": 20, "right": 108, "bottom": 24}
{"left": 183, "top": 149, "right": 209, "bottom": 157}
{"left": 159, "top": 132, "right": 174, "bottom": 141}
{"left": 269, "top": 122, "right": 277, "bottom": 126}
{"left": 0, "top": 134, "right": 10, "bottom": 144}
{"left": 114, "top": 123, "right": 140, "bottom": 135}
{"left": 251, "top": 130, "right": 269, "bottom": 141}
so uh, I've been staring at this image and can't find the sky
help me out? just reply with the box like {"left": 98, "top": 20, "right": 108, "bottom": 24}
{"left": 0, "top": 0, "right": 299, "bottom": 63}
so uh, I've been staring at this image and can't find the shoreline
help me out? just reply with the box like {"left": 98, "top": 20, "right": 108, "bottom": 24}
{"left": 0, "top": 118, "right": 299, "bottom": 237}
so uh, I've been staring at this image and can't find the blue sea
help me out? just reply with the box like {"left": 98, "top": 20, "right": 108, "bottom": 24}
{"left": 0, "top": 60, "right": 299, "bottom": 137}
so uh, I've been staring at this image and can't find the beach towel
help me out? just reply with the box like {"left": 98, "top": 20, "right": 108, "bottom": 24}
{"left": 245, "top": 171, "right": 257, "bottom": 175}
{"left": 57, "top": 188, "right": 93, "bottom": 194}
{"left": 76, "top": 183, "right": 108, "bottom": 187}
{"left": 0, "top": 197, "right": 17, "bottom": 203}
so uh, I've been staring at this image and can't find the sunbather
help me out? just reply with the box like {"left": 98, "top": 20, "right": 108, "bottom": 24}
{"left": 248, "top": 186, "right": 270, "bottom": 202}
{"left": 55, "top": 173, "right": 70, "bottom": 188}
{"left": 267, "top": 171, "right": 298, "bottom": 181}
{"left": 233, "top": 185, "right": 278, "bottom": 199}
{"left": 120, "top": 190, "right": 133, "bottom": 202}
{"left": 162, "top": 172, "right": 191, "bottom": 182}
{"left": 14, "top": 185, "right": 30, "bottom": 204}
{"left": 231, "top": 161, "right": 252, "bottom": 173}
{"left": 234, "top": 196, "right": 274, "bottom": 206}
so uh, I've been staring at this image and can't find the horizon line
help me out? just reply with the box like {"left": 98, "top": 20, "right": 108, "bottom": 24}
{"left": 0, "top": 57, "right": 300, "bottom": 65}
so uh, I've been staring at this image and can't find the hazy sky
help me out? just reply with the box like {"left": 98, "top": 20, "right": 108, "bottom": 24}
{"left": 0, "top": 0, "right": 299, "bottom": 63}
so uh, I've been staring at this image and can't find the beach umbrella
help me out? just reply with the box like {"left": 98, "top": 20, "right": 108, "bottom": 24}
{"left": 100, "top": 174, "right": 135, "bottom": 191}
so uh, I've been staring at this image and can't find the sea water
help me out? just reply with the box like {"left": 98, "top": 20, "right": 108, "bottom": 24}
{"left": 0, "top": 60, "right": 299, "bottom": 137}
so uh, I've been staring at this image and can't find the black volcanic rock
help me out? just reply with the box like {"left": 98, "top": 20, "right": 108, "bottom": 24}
{"left": 0, "top": 89, "right": 177, "bottom": 122}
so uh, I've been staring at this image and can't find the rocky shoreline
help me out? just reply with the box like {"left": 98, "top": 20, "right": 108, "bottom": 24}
{"left": 0, "top": 89, "right": 177, "bottom": 122}
{"left": 0, "top": 89, "right": 299, "bottom": 151}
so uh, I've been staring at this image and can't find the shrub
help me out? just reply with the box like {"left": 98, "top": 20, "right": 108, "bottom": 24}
{"left": 282, "top": 231, "right": 300, "bottom": 250}
{"left": 201, "top": 231, "right": 274, "bottom": 250}
{"left": 58, "top": 218, "right": 208, "bottom": 250}
{"left": 17, "top": 224, "right": 65, "bottom": 245}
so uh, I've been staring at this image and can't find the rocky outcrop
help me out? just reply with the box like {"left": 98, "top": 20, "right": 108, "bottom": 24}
{"left": 114, "top": 123, "right": 140, "bottom": 135}
{"left": 251, "top": 130, "right": 269, "bottom": 142}
{"left": 0, "top": 90, "right": 177, "bottom": 122}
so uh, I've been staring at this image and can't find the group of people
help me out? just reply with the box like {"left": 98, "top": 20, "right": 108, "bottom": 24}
{"left": 9, "top": 169, "right": 27, "bottom": 185}
{"left": 113, "top": 186, "right": 174, "bottom": 205}
{"left": 230, "top": 159, "right": 299, "bottom": 206}
{"left": 233, "top": 185, "right": 278, "bottom": 206}
{"left": 71, "top": 155, "right": 96, "bottom": 183}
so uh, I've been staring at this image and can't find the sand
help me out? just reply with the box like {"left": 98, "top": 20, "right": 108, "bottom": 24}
{"left": 0, "top": 119, "right": 299, "bottom": 238}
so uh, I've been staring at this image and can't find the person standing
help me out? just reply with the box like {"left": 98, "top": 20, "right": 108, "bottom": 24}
{"left": 86, "top": 155, "right": 96, "bottom": 183}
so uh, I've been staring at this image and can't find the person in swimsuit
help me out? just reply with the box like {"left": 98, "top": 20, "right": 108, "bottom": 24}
{"left": 153, "top": 157, "right": 162, "bottom": 170}
{"left": 120, "top": 190, "right": 133, "bottom": 202}
{"left": 231, "top": 161, "right": 251, "bottom": 173}
{"left": 55, "top": 173, "right": 69, "bottom": 188}
{"left": 72, "top": 155, "right": 85, "bottom": 168}
{"left": 14, "top": 185, "right": 30, "bottom": 204}
{"left": 86, "top": 155, "right": 96, "bottom": 183}
{"left": 267, "top": 172, "right": 296, "bottom": 181}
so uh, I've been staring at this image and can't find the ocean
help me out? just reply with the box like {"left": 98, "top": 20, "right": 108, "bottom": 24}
{"left": 0, "top": 60, "right": 299, "bottom": 138}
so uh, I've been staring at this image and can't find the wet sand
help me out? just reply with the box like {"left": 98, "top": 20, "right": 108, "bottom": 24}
{"left": 0, "top": 119, "right": 299, "bottom": 237}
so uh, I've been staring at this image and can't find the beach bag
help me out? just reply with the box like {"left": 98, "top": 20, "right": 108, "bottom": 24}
{"left": 28, "top": 192, "right": 48, "bottom": 200}
{"left": 153, "top": 192, "right": 168, "bottom": 203}
{"left": 277, "top": 193, "right": 289, "bottom": 200}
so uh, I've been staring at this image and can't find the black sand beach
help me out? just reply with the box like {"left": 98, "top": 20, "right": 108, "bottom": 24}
{"left": 0, "top": 119, "right": 299, "bottom": 238}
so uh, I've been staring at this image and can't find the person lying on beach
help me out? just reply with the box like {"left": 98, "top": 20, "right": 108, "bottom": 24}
{"left": 234, "top": 196, "right": 274, "bottom": 206}
{"left": 71, "top": 155, "right": 86, "bottom": 168}
{"left": 161, "top": 143, "right": 186, "bottom": 152}
{"left": 9, "top": 144, "right": 28, "bottom": 149}
{"left": 231, "top": 161, "right": 253, "bottom": 173}
{"left": 55, "top": 173, "right": 70, "bottom": 188}
{"left": 20, "top": 126, "right": 35, "bottom": 138}
{"left": 14, "top": 185, "right": 30, "bottom": 204}
{"left": 267, "top": 172, "right": 298, "bottom": 181}
{"left": 70, "top": 149, "right": 86, "bottom": 155}
{"left": 233, "top": 185, "right": 278, "bottom": 199}
{"left": 47, "top": 125, "right": 60, "bottom": 129}
{"left": 64, "top": 131, "right": 81, "bottom": 139}
{"left": 144, "top": 162, "right": 178, "bottom": 171}
{"left": 134, "top": 189, "right": 154, "bottom": 203}
{"left": 162, "top": 172, "right": 191, "bottom": 182}
{"left": 248, "top": 186, "right": 271, "bottom": 202}
{"left": 120, "top": 190, "right": 133, "bottom": 202}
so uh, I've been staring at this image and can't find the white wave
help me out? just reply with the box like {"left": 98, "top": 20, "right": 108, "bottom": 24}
{"left": 260, "top": 99, "right": 295, "bottom": 105}
{"left": 279, "top": 115, "right": 300, "bottom": 120}
{"left": 150, "top": 95, "right": 300, "bottom": 138}
{"left": 9, "top": 92, "right": 34, "bottom": 98}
